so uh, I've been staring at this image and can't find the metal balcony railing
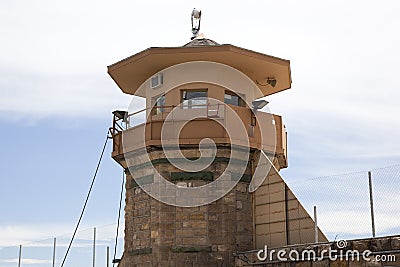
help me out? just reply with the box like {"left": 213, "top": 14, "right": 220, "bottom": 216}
{"left": 109, "top": 103, "right": 287, "bottom": 168}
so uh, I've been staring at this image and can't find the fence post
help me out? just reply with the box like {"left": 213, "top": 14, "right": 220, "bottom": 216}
{"left": 18, "top": 245, "right": 22, "bottom": 267}
{"left": 52, "top": 238, "right": 56, "bottom": 267}
{"left": 368, "top": 171, "right": 376, "bottom": 237}
{"left": 314, "top": 206, "right": 318, "bottom": 243}
{"left": 107, "top": 246, "right": 110, "bottom": 267}
{"left": 93, "top": 227, "right": 96, "bottom": 267}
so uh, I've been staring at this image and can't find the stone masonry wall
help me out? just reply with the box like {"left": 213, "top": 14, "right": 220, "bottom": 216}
{"left": 119, "top": 146, "right": 255, "bottom": 267}
{"left": 120, "top": 180, "right": 253, "bottom": 267}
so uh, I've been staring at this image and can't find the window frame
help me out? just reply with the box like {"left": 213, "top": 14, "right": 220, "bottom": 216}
{"left": 224, "top": 90, "right": 246, "bottom": 107}
{"left": 181, "top": 89, "right": 208, "bottom": 109}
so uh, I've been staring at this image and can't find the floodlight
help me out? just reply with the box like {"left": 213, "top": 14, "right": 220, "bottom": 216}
{"left": 112, "top": 110, "right": 128, "bottom": 120}
{"left": 266, "top": 77, "right": 277, "bottom": 87}
{"left": 252, "top": 100, "right": 269, "bottom": 110}
{"left": 256, "top": 77, "right": 277, "bottom": 88}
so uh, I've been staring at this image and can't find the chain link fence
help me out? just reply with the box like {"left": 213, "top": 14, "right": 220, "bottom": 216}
{"left": 0, "top": 224, "right": 123, "bottom": 267}
{"left": 1, "top": 165, "right": 399, "bottom": 266}
{"left": 288, "top": 164, "right": 400, "bottom": 241}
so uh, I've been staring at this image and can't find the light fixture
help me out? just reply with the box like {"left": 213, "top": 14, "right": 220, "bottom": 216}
{"left": 112, "top": 110, "right": 128, "bottom": 120}
{"left": 191, "top": 8, "right": 202, "bottom": 40}
{"left": 256, "top": 77, "right": 277, "bottom": 88}
{"left": 251, "top": 100, "right": 269, "bottom": 126}
{"left": 266, "top": 77, "right": 277, "bottom": 87}
{"left": 252, "top": 100, "right": 269, "bottom": 110}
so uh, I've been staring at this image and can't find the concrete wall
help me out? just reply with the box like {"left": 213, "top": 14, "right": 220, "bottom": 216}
{"left": 254, "top": 162, "right": 327, "bottom": 248}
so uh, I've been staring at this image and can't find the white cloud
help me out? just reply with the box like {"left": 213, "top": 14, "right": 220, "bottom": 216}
{"left": 0, "top": 224, "right": 70, "bottom": 248}
{"left": 1, "top": 258, "right": 52, "bottom": 265}
{"left": 0, "top": 69, "right": 144, "bottom": 122}
{"left": 0, "top": 0, "right": 399, "bottom": 252}
{"left": 1, "top": 0, "right": 399, "bottom": 125}
{"left": 0, "top": 223, "right": 123, "bottom": 248}
{"left": 0, "top": 224, "right": 125, "bottom": 267}
{"left": 317, "top": 210, "right": 400, "bottom": 239}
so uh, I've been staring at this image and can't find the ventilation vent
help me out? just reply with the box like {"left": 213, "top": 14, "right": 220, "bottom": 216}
{"left": 150, "top": 73, "right": 163, "bottom": 89}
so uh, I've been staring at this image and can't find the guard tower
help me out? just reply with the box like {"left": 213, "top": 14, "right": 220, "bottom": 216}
{"left": 108, "top": 10, "right": 326, "bottom": 267}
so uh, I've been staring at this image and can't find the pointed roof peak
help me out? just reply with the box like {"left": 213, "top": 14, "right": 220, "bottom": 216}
{"left": 183, "top": 36, "right": 220, "bottom": 47}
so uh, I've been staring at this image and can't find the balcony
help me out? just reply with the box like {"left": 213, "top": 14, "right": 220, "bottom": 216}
{"left": 110, "top": 104, "right": 288, "bottom": 169}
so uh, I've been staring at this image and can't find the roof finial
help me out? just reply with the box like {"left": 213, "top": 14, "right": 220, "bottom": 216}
{"left": 191, "top": 8, "right": 202, "bottom": 40}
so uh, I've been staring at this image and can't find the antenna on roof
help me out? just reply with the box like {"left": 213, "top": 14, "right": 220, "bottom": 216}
{"left": 191, "top": 8, "right": 202, "bottom": 40}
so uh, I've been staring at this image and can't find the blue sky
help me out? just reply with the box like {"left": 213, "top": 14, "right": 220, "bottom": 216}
{"left": 1, "top": 0, "right": 400, "bottom": 264}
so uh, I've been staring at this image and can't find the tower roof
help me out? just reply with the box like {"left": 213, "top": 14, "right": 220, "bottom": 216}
{"left": 108, "top": 40, "right": 291, "bottom": 98}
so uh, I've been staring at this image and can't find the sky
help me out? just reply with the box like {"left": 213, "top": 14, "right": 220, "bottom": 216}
{"left": 0, "top": 0, "right": 400, "bottom": 265}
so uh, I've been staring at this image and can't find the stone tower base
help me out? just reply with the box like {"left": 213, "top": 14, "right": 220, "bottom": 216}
{"left": 119, "top": 146, "right": 254, "bottom": 267}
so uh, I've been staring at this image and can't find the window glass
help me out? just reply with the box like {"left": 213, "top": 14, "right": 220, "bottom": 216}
{"left": 224, "top": 91, "right": 245, "bottom": 107}
{"left": 150, "top": 73, "right": 163, "bottom": 88}
{"left": 153, "top": 94, "right": 165, "bottom": 114}
{"left": 181, "top": 90, "right": 207, "bottom": 109}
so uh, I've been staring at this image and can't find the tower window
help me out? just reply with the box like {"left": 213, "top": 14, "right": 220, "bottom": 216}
{"left": 224, "top": 91, "right": 245, "bottom": 107}
{"left": 152, "top": 94, "right": 165, "bottom": 114}
{"left": 181, "top": 89, "right": 207, "bottom": 109}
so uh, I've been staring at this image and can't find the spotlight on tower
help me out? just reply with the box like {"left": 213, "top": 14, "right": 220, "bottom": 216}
{"left": 112, "top": 110, "right": 128, "bottom": 120}
{"left": 266, "top": 77, "right": 277, "bottom": 87}
{"left": 256, "top": 77, "right": 277, "bottom": 88}
{"left": 252, "top": 100, "right": 269, "bottom": 110}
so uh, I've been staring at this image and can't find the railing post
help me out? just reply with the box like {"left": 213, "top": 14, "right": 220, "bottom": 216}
{"left": 368, "top": 171, "right": 376, "bottom": 237}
